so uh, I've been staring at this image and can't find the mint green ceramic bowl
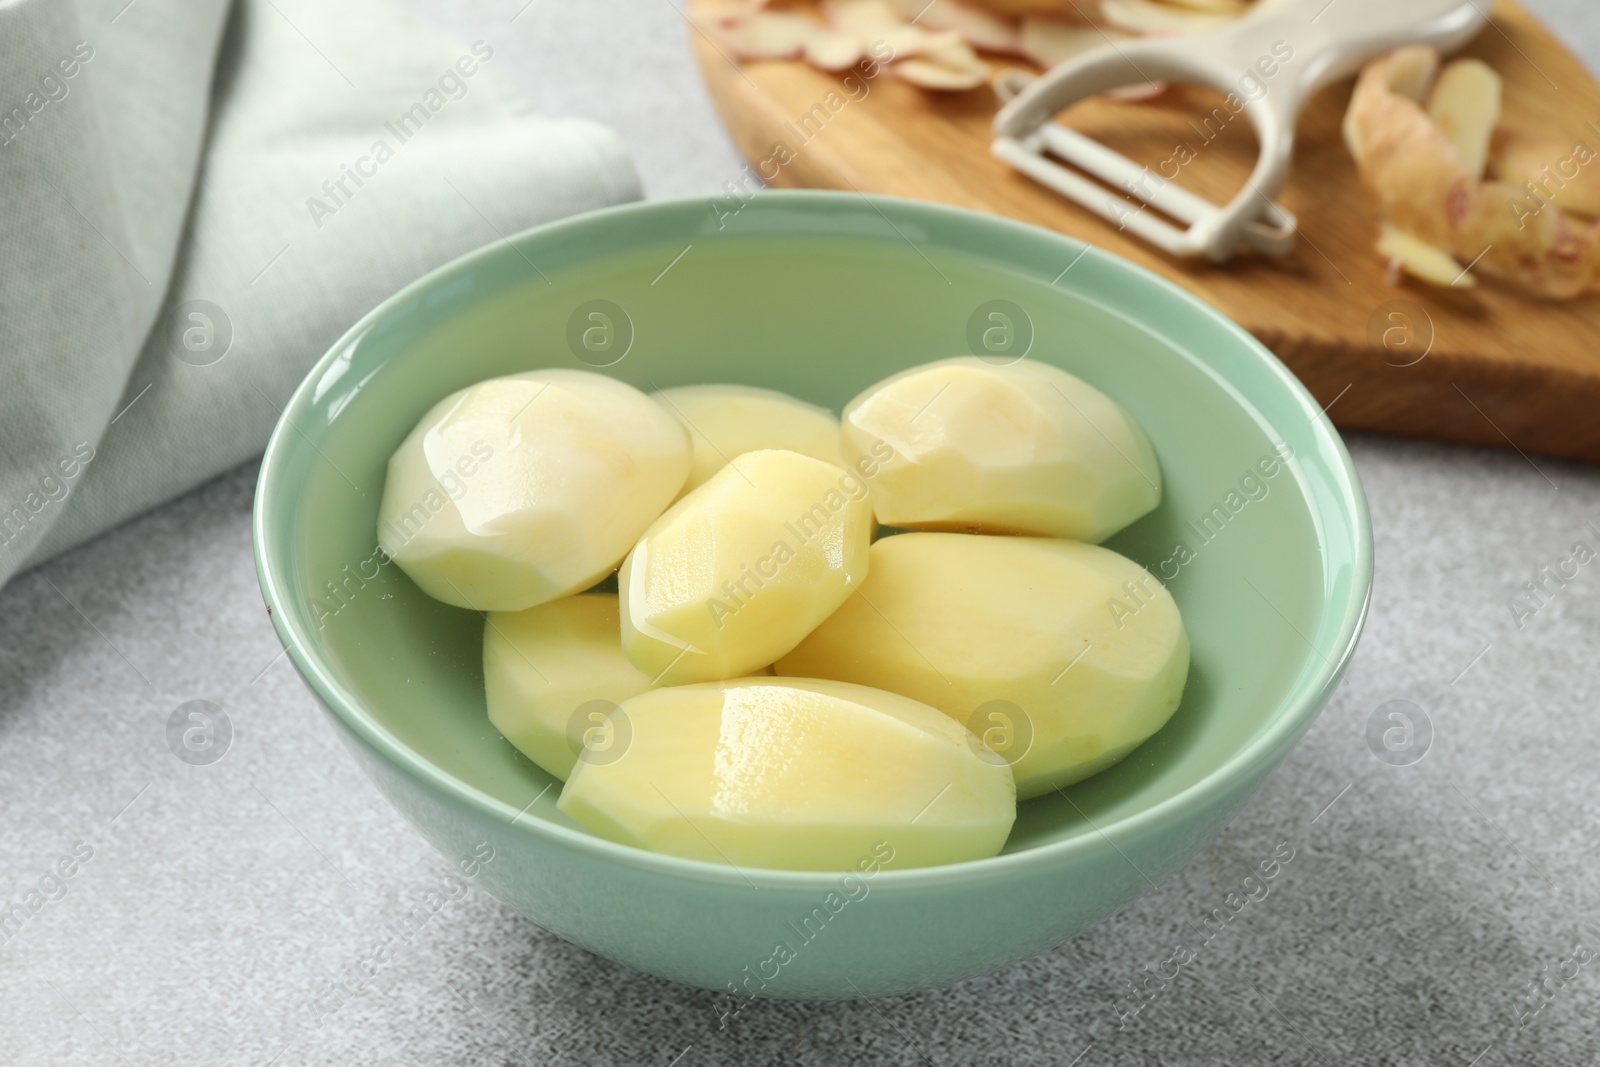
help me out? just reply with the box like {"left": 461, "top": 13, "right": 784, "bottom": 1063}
{"left": 253, "top": 191, "right": 1371, "bottom": 999}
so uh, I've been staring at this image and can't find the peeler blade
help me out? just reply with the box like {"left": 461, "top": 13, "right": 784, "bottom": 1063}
{"left": 992, "top": 70, "right": 1297, "bottom": 262}
{"left": 991, "top": 123, "right": 1298, "bottom": 262}
{"left": 990, "top": 0, "right": 1490, "bottom": 262}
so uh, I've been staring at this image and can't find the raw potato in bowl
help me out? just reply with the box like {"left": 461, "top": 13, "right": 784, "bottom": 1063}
{"left": 619, "top": 448, "right": 874, "bottom": 685}
{"left": 557, "top": 677, "right": 1018, "bottom": 871}
{"left": 375, "top": 354, "right": 1187, "bottom": 871}
{"left": 377, "top": 369, "right": 691, "bottom": 611}
{"left": 840, "top": 356, "right": 1162, "bottom": 541}
{"left": 483, "top": 594, "right": 657, "bottom": 780}
{"left": 777, "top": 532, "right": 1190, "bottom": 799}
{"left": 652, "top": 383, "right": 843, "bottom": 496}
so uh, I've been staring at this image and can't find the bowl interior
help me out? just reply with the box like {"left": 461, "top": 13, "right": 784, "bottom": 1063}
{"left": 259, "top": 192, "right": 1366, "bottom": 870}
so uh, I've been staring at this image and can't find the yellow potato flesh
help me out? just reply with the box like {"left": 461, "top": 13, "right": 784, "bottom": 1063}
{"left": 483, "top": 594, "right": 656, "bottom": 781}
{"left": 652, "top": 384, "right": 842, "bottom": 496}
{"left": 841, "top": 357, "right": 1161, "bottom": 542}
{"left": 378, "top": 369, "right": 691, "bottom": 611}
{"left": 775, "top": 533, "right": 1189, "bottom": 799}
{"left": 619, "top": 449, "right": 872, "bottom": 684}
{"left": 557, "top": 678, "right": 1016, "bottom": 871}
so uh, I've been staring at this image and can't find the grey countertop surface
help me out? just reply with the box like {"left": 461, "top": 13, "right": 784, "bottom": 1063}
{"left": 4, "top": 2, "right": 1600, "bottom": 1065}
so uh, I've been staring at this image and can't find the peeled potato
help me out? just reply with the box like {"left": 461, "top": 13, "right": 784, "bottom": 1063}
{"left": 775, "top": 533, "right": 1189, "bottom": 799}
{"left": 483, "top": 594, "right": 656, "bottom": 780}
{"left": 652, "top": 384, "right": 842, "bottom": 496}
{"left": 557, "top": 678, "right": 1017, "bottom": 871}
{"left": 841, "top": 357, "right": 1160, "bottom": 542}
{"left": 378, "top": 370, "right": 691, "bottom": 612}
{"left": 620, "top": 449, "right": 872, "bottom": 684}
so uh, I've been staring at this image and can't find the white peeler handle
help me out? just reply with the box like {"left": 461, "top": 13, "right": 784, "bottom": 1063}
{"left": 993, "top": 0, "right": 1490, "bottom": 261}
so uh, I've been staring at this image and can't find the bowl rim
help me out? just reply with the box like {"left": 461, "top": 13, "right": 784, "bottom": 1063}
{"left": 253, "top": 189, "right": 1373, "bottom": 891}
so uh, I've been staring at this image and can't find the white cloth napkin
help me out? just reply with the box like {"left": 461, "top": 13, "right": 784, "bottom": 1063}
{"left": 0, "top": 0, "right": 642, "bottom": 589}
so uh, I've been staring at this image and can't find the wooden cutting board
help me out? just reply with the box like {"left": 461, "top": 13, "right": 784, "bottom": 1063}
{"left": 691, "top": 1, "right": 1600, "bottom": 465}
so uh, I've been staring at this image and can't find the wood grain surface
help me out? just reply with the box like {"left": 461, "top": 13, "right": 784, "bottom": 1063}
{"left": 691, "top": 1, "right": 1600, "bottom": 464}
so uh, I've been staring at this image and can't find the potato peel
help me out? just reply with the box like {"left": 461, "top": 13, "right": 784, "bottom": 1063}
{"left": 1019, "top": 17, "right": 1117, "bottom": 67}
{"left": 822, "top": 0, "right": 906, "bottom": 34}
{"left": 688, "top": 0, "right": 1260, "bottom": 90}
{"left": 804, "top": 27, "right": 867, "bottom": 69}
{"left": 1099, "top": 0, "right": 1235, "bottom": 35}
{"left": 691, "top": 8, "right": 817, "bottom": 59}
{"left": 889, "top": 0, "right": 1023, "bottom": 54}
{"left": 896, "top": 56, "right": 992, "bottom": 89}
{"left": 962, "top": 0, "right": 1098, "bottom": 17}
{"left": 1345, "top": 45, "right": 1600, "bottom": 299}
{"left": 691, "top": 0, "right": 1257, "bottom": 91}
{"left": 1493, "top": 134, "right": 1600, "bottom": 220}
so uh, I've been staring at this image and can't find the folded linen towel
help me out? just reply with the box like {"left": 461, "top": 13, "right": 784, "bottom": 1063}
{"left": 0, "top": 0, "right": 643, "bottom": 589}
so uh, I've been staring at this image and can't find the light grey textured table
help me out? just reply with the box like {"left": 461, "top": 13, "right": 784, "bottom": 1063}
{"left": 4, "top": 2, "right": 1599, "bottom": 1065}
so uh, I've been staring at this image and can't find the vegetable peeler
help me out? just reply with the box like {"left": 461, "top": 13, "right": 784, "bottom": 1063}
{"left": 991, "top": 0, "right": 1490, "bottom": 262}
